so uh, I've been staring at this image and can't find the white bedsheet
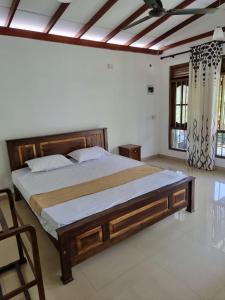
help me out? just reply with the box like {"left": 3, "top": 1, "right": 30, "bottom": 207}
{"left": 12, "top": 154, "right": 187, "bottom": 238}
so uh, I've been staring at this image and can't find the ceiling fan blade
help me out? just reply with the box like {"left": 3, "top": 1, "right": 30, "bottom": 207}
{"left": 166, "top": 8, "right": 221, "bottom": 15}
{"left": 123, "top": 15, "right": 152, "bottom": 30}
{"left": 144, "top": 0, "right": 163, "bottom": 9}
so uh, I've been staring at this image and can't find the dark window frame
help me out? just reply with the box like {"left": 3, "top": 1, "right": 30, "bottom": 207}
{"left": 216, "top": 72, "right": 225, "bottom": 158}
{"left": 169, "top": 63, "right": 189, "bottom": 152}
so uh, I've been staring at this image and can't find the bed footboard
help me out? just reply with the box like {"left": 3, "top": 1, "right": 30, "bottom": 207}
{"left": 57, "top": 176, "right": 195, "bottom": 284}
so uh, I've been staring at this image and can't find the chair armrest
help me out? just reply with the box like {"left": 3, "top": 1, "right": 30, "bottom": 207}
{"left": 0, "top": 188, "right": 18, "bottom": 226}
{"left": 0, "top": 188, "right": 13, "bottom": 197}
{"left": 0, "top": 224, "right": 35, "bottom": 240}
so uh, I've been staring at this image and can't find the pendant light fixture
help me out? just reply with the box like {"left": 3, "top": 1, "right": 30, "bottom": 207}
{"left": 57, "top": 0, "right": 72, "bottom": 3}
{"left": 212, "top": 1, "right": 225, "bottom": 41}
{"left": 213, "top": 26, "right": 225, "bottom": 41}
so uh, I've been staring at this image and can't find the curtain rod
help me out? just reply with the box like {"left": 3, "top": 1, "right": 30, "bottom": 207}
{"left": 160, "top": 41, "right": 225, "bottom": 60}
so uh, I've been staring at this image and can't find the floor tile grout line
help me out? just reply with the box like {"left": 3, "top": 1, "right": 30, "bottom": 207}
{"left": 80, "top": 249, "right": 150, "bottom": 293}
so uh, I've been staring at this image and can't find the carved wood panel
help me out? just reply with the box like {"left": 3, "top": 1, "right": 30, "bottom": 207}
{"left": 109, "top": 198, "right": 169, "bottom": 239}
{"left": 172, "top": 189, "right": 186, "bottom": 207}
{"left": 18, "top": 144, "right": 37, "bottom": 167}
{"left": 40, "top": 137, "right": 86, "bottom": 156}
{"left": 75, "top": 226, "right": 103, "bottom": 255}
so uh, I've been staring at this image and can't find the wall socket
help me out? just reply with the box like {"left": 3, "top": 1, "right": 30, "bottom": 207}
{"left": 147, "top": 85, "right": 154, "bottom": 94}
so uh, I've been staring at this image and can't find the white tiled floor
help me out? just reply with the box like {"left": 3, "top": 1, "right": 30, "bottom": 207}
{"left": 2, "top": 157, "right": 225, "bottom": 299}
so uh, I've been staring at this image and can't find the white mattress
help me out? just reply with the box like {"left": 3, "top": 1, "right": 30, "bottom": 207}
{"left": 12, "top": 154, "right": 187, "bottom": 238}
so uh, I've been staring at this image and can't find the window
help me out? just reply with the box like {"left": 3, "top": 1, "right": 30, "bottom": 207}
{"left": 216, "top": 74, "right": 225, "bottom": 157}
{"left": 169, "top": 63, "right": 189, "bottom": 151}
{"left": 169, "top": 58, "right": 225, "bottom": 157}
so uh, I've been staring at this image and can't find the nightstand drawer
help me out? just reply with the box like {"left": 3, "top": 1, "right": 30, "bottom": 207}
{"left": 119, "top": 144, "right": 141, "bottom": 161}
{"left": 130, "top": 148, "right": 141, "bottom": 161}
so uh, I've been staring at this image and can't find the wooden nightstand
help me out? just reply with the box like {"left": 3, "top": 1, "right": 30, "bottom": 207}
{"left": 119, "top": 144, "right": 141, "bottom": 161}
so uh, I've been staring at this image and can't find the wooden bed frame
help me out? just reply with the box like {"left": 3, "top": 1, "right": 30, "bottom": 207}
{"left": 6, "top": 128, "right": 195, "bottom": 284}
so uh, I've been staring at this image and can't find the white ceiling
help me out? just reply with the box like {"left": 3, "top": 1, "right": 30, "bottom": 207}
{"left": 0, "top": 0, "right": 224, "bottom": 52}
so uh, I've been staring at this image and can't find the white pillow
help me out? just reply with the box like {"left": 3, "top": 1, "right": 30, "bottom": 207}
{"left": 68, "top": 146, "right": 109, "bottom": 163}
{"left": 26, "top": 154, "right": 73, "bottom": 172}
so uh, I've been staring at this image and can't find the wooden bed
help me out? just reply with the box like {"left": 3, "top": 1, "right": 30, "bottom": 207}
{"left": 6, "top": 128, "right": 195, "bottom": 284}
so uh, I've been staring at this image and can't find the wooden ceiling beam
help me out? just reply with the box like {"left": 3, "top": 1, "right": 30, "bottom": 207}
{"left": 75, "top": 0, "right": 118, "bottom": 39}
{"left": 102, "top": 4, "right": 148, "bottom": 43}
{"left": 44, "top": 2, "right": 70, "bottom": 34}
{"left": 5, "top": 0, "right": 20, "bottom": 27}
{"left": 160, "top": 26, "right": 225, "bottom": 51}
{"left": 0, "top": 27, "right": 162, "bottom": 55}
{"left": 125, "top": 0, "right": 196, "bottom": 46}
{"left": 144, "top": 0, "right": 225, "bottom": 49}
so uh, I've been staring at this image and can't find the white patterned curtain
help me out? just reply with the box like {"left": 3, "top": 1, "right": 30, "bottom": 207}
{"left": 187, "top": 41, "right": 223, "bottom": 170}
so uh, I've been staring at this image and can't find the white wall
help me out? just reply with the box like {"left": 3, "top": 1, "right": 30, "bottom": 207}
{"left": 2, "top": 35, "right": 224, "bottom": 189}
{"left": 158, "top": 44, "right": 225, "bottom": 168}
{"left": 0, "top": 36, "right": 160, "bottom": 188}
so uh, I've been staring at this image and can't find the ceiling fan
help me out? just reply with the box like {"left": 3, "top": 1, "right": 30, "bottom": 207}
{"left": 123, "top": 0, "right": 224, "bottom": 30}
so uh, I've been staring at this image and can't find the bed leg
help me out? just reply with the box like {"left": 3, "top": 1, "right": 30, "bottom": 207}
{"left": 187, "top": 178, "right": 195, "bottom": 213}
{"left": 58, "top": 234, "right": 74, "bottom": 284}
{"left": 14, "top": 185, "right": 21, "bottom": 202}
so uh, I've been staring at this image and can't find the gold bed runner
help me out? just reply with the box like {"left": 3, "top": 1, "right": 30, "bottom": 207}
{"left": 30, "top": 164, "right": 160, "bottom": 215}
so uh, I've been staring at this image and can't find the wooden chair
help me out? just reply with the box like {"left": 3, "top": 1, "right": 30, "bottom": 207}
{"left": 0, "top": 188, "right": 45, "bottom": 300}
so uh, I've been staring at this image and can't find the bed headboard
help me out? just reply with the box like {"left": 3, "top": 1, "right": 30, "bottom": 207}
{"left": 7, "top": 128, "right": 108, "bottom": 171}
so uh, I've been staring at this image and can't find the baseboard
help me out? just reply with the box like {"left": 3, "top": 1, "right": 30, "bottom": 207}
{"left": 142, "top": 154, "right": 160, "bottom": 162}
{"left": 215, "top": 165, "right": 225, "bottom": 173}
{"left": 143, "top": 154, "right": 186, "bottom": 163}
{"left": 157, "top": 154, "right": 186, "bottom": 163}
{"left": 146, "top": 153, "right": 225, "bottom": 172}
